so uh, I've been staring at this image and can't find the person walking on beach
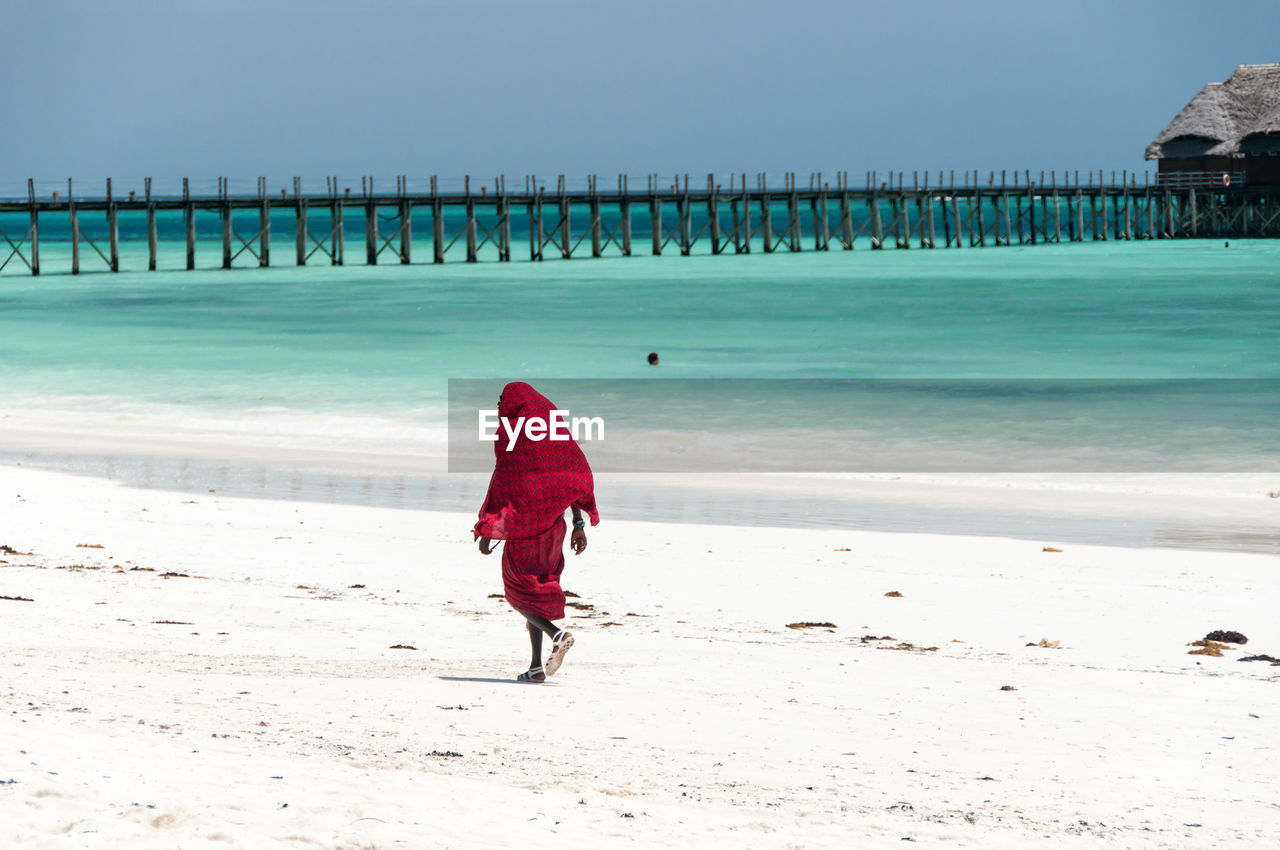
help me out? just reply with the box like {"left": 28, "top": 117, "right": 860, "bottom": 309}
{"left": 475, "top": 382, "right": 599, "bottom": 683}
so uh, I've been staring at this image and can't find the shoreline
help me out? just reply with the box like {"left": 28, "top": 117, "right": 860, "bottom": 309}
{"left": 3, "top": 418, "right": 1278, "bottom": 554}
{"left": 3, "top": 464, "right": 1278, "bottom": 847}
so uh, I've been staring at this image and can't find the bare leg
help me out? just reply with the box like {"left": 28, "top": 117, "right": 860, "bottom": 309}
{"left": 516, "top": 609, "right": 567, "bottom": 682}
{"left": 517, "top": 609, "right": 562, "bottom": 640}
{"left": 527, "top": 621, "right": 543, "bottom": 669}
{"left": 517, "top": 608, "right": 574, "bottom": 676}
{"left": 515, "top": 613, "right": 552, "bottom": 682}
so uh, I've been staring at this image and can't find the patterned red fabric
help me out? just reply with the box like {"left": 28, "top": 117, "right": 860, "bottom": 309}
{"left": 474, "top": 382, "right": 599, "bottom": 620}
{"left": 473, "top": 381, "right": 599, "bottom": 541}
{"left": 500, "top": 517, "right": 569, "bottom": 619}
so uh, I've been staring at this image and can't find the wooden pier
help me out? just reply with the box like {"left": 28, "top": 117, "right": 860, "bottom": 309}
{"left": 2, "top": 170, "right": 1278, "bottom": 274}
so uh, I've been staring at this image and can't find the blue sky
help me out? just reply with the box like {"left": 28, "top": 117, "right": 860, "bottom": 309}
{"left": 7, "top": 0, "right": 1279, "bottom": 190}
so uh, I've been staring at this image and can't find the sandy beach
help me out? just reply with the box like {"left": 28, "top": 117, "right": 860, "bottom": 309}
{"left": 3, "top": 464, "right": 1278, "bottom": 848}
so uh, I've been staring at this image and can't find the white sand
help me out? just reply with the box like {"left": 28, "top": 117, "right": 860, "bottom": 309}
{"left": 3, "top": 464, "right": 1278, "bottom": 848}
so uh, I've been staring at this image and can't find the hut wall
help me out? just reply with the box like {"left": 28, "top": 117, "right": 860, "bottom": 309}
{"left": 1157, "top": 156, "right": 1237, "bottom": 175}
{"left": 1244, "top": 155, "right": 1280, "bottom": 186}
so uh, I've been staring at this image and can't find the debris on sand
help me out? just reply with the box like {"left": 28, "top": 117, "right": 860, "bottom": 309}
{"left": 859, "top": 634, "right": 895, "bottom": 643}
{"left": 152, "top": 620, "right": 194, "bottom": 626}
{"left": 428, "top": 750, "right": 462, "bottom": 758}
{"left": 1042, "top": 546, "right": 1063, "bottom": 553}
{"left": 75, "top": 543, "right": 104, "bottom": 549}
{"left": 1187, "top": 639, "right": 1232, "bottom": 657}
{"left": 0, "top": 545, "right": 34, "bottom": 556}
{"left": 1000, "top": 685, "right": 1016, "bottom": 692}
{"left": 787, "top": 621, "right": 836, "bottom": 630}
{"left": 880, "top": 642, "right": 939, "bottom": 653}
{"left": 1025, "top": 638, "right": 1060, "bottom": 648}
{"left": 159, "top": 572, "right": 190, "bottom": 579}
{"left": 1239, "top": 654, "right": 1280, "bottom": 665}
{"left": 389, "top": 644, "right": 418, "bottom": 651}
{"left": 1, "top": 595, "right": 34, "bottom": 602}
{"left": 884, "top": 591, "right": 903, "bottom": 598}
{"left": 1205, "top": 630, "right": 1247, "bottom": 645}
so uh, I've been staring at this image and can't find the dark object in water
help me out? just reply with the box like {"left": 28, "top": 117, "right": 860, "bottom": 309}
{"left": 1205, "top": 630, "right": 1247, "bottom": 645}
{"left": 647, "top": 352, "right": 659, "bottom": 366}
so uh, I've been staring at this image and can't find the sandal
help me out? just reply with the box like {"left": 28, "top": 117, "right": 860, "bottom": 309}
{"left": 545, "top": 630, "right": 575, "bottom": 676}
{"left": 517, "top": 666, "right": 546, "bottom": 683}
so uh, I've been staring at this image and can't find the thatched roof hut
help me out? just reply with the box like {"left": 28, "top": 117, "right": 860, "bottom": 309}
{"left": 1145, "top": 83, "right": 1258, "bottom": 159}
{"left": 1147, "top": 65, "right": 1280, "bottom": 183}
{"left": 1239, "top": 101, "right": 1280, "bottom": 154}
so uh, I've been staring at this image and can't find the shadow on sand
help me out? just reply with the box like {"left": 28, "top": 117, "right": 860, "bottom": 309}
{"left": 437, "top": 675, "right": 557, "bottom": 686}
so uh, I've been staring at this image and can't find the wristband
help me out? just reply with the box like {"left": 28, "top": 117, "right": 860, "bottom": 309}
{"left": 572, "top": 518, "right": 585, "bottom": 529}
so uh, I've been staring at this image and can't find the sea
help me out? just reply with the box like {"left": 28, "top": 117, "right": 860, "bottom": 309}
{"left": 2, "top": 209, "right": 1278, "bottom": 553}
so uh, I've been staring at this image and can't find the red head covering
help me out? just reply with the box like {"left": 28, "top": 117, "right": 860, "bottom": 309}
{"left": 473, "top": 382, "right": 599, "bottom": 541}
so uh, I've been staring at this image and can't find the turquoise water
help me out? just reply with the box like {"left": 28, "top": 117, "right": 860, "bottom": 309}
{"left": 3, "top": 237, "right": 1278, "bottom": 548}
{"left": 1, "top": 237, "right": 1278, "bottom": 463}
{"left": 3, "top": 238, "right": 1278, "bottom": 398}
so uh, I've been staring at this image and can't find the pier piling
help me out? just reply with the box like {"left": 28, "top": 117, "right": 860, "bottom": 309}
{"left": 400, "top": 195, "right": 412, "bottom": 265}
{"left": 184, "top": 178, "right": 195, "bottom": 271}
{"left": 619, "top": 178, "right": 632, "bottom": 256}
{"left": 433, "top": 176, "right": 445, "bottom": 264}
{"left": 650, "top": 190, "right": 662, "bottom": 256}
{"left": 222, "top": 197, "right": 232, "bottom": 269}
{"left": 295, "top": 178, "right": 307, "bottom": 266}
{"left": 107, "top": 178, "right": 119, "bottom": 272}
{"left": 366, "top": 181, "right": 378, "bottom": 266}
{"left": 466, "top": 192, "right": 478, "bottom": 263}
{"left": 558, "top": 177, "right": 571, "bottom": 259}
{"left": 146, "top": 177, "right": 157, "bottom": 271}
{"left": 709, "top": 176, "right": 723, "bottom": 255}
{"left": 27, "top": 179, "right": 39, "bottom": 276}
{"left": 260, "top": 195, "right": 271, "bottom": 267}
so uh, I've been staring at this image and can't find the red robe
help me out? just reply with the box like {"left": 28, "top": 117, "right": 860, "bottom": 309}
{"left": 473, "top": 382, "right": 599, "bottom": 619}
